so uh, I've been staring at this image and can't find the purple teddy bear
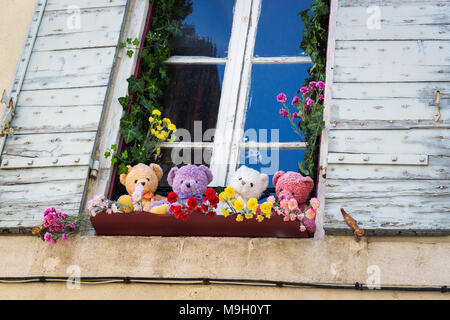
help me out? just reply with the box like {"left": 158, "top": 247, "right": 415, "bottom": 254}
{"left": 149, "top": 165, "right": 213, "bottom": 211}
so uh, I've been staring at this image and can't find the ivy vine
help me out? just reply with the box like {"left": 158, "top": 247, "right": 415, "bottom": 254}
{"left": 106, "top": 0, "right": 192, "bottom": 175}
{"left": 297, "top": 0, "right": 330, "bottom": 181}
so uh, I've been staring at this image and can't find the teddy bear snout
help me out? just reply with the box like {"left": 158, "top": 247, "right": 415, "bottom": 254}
{"left": 140, "top": 181, "right": 146, "bottom": 186}
{"left": 279, "top": 191, "right": 293, "bottom": 201}
{"left": 186, "top": 182, "right": 191, "bottom": 188}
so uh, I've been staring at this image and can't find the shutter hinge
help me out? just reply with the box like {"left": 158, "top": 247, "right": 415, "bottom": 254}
{"left": 0, "top": 90, "right": 15, "bottom": 138}
{"left": 89, "top": 160, "right": 100, "bottom": 179}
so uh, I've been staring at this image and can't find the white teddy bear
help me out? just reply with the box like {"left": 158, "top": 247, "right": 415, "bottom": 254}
{"left": 229, "top": 165, "right": 269, "bottom": 204}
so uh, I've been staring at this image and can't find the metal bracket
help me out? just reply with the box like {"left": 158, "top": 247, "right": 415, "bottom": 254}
{"left": 0, "top": 90, "right": 15, "bottom": 138}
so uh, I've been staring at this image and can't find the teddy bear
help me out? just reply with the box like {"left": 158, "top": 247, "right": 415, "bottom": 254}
{"left": 118, "top": 163, "right": 166, "bottom": 212}
{"left": 148, "top": 164, "right": 213, "bottom": 214}
{"left": 229, "top": 165, "right": 269, "bottom": 204}
{"left": 273, "top": 170, "right": 316, "bottom": 232}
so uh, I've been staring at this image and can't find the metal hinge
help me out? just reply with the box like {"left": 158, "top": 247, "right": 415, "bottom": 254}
{"left": 89, "top": 160, "right": 100, "bottom": 179}
{"left": 0, "top": 90, "right": 15, "bottom": 138}
{"left": 328, "top": 153, "right": 428, "bottom": 165}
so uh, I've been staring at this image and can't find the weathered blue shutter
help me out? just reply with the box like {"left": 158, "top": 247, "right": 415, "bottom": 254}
{"left": 0, "top": 0, "right": 128, "bottom": 230}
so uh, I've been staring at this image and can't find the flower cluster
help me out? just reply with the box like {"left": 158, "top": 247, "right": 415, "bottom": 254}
{"left": 32, "top": 208, "right": 85, "bottom": 244}
{"left": 86, "top": 194, "right": 128, "bottom": 216}
{"left": 149, "top": 109, "right": 177, "bottom": 147}
{"left": 273, "top": 197, "right": 320, "bottom": 232}
{"left": 219, "top": 187, "right": 272, "bottom": 222}
{"left": 277, "top": 81, "right": 326, "bottom": 178}
{"left": 167, "top": 188, "right": 219, "bottom": 220}
{"left": 131, "top": 184, "right": 144, "bottom": 211}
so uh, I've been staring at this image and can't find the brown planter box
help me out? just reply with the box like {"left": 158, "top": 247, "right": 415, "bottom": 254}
{"left": 90, "top": 211, "right": 310, "bottom": 238}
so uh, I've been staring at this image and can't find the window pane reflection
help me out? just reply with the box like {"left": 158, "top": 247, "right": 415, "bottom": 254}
{"left": 243, "top": 63, "right": 312, "bottom": 143}
{"left": 164, "top": 64, "right": 225, "bottom": 139}
{"left": 171, "top": 0, "right": 235, "bottom": 57}
{"left": 254, "top": 0, "right": 312, "bottom": 57}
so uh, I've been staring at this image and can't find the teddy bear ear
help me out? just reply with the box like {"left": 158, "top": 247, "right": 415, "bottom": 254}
{"left": 199, "top": 165, "right": 213, "bottom": 184}
{"left": 272, "top": 171, "right": 285, "bottom": 186}
{"left": 301, "top": 176, "right": 314, "bottom": 190}
{"left": 260, "top": 173, "right": 269, "bottom": 190}
{"left": 167, "top": 167, "right": 178, "bottom": 186}
{"left": 149, "top": 163, "right": 163, "bottom": 181}
{"left": 119, "top": 165, "right": 132, "bottom": 185}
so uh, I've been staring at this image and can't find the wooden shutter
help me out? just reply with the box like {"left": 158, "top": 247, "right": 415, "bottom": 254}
{"left": 322, "top": 0, "right": 450, "bottom": 235}
{"left": 0, "top": 0, "right": 128, "bottom": 230}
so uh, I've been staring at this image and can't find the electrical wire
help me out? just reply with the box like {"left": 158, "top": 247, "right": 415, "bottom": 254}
{"left": 0, "top": 276, "right": 447, "bottom": 293}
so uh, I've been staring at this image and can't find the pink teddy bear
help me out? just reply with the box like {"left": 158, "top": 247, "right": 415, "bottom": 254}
{"left": 273, "top": 171, "right": 316, "bottom": 233}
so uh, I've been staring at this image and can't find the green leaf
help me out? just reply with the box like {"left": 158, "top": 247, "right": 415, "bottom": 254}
{"left": 132, "top": 38, "right": 140, "bottom": 46}
{"left": 104, "top": 151, "right": 111, "bottom": 159}
{"left": 126, "top": 50, "right": 134, "bottom": 58}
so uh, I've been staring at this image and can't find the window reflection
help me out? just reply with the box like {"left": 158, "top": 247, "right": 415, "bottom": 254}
{"left": 164, "top": 64, "right": 225, "bottom": 139}
{"left": 244, "top": 63, "right": 312, "bottom": 143}
{"left": 254, "top": 0, "right": 312, "bottom": 57}
{"left": 171, "top": 0, "right": 235, "bottom": 57}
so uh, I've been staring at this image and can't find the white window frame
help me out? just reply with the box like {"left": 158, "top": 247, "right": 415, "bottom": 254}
{"left": 162, "top": 0, "right": 312, "bottom": 186}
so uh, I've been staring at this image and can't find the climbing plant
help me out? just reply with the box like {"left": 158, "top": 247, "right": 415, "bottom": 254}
{"left": 105, "top": 0, "right": 192, "bottom": 175}
{"left": 296, "top": 0, "right": 329, "bottom": 182}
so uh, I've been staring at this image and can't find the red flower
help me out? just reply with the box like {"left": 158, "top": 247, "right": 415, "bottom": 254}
{"left": 171, "top": 205, "right": 182, "bottom": 218}
{"left": 209, "top": 196, "right": 220, "bottom": 208}
{"left": 167, "top": 192, "right": 178, "bottom": 203}
{"left": 195, "top": 207, "right": 203, "bottom": 214}
{"left": 181, "top": 213, "right": 189, "bottom": 221}
{"left": 201, "top": 204, "right": 209, "bottom": 212}
{"left": 207, "top": 211, "right": 216, "bottom": 217}
{"left": 187, "top": 197, "right": 198, "bottom": 208}
{"left": 204, "top": 188, "right": 217, "bottom": 201}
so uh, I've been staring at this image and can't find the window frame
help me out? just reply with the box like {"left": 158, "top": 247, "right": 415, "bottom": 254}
{"left": 161, "top": 0, "right": 312, "bottom": 186}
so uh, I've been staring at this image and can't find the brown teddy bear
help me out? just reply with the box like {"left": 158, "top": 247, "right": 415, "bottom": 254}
{"left": 118, "top": 163, "right": 166, "bottom": 212}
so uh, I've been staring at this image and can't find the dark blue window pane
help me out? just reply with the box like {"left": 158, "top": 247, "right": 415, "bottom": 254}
{"left": 164, "top": 64, "right": 225, "bottom": 137}
{"left": 239, "top": 149, "right": 306, "bottom": 188}
{"left": 243, "top": 63, "right": 312, "bottom": 143}
{"left": 254, "top": 0, "right": 312, "bottom": 57}
{"left": 171, "top": 0, "right": 235, "bottom": 57}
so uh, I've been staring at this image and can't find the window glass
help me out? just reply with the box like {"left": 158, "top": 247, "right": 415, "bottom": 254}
{"left": 254, "top": 0, "right": 311, "bottom": 57}
{"left": 243, "top": 63, "right": 312, "bottom": 143}
{"left": 171, "top": 0, "right": 235, "bottom": 57}
{"left": 164, "top": 64, "right": 225, "bottom": 138}
{"left": 238, "top": 148, "right": 306, "bottom": 187}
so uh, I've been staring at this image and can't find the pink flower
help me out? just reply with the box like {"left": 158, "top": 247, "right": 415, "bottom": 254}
{"left": 292, "top": 112, "right": 298, "bottom": 118}
{"left": 266, "top": 196, "right": 276, "bottom": 205}
{"left": 276, "top": 93, "right": 287, "bottom": 103}
{"left": 289, "top": 214, "right": 296, "bottom": 221}
{"left": 300, "top": 225, "right": 306, "bottom": 232}
{"left": 309, "top": 81, "right": 317, "bottom": 90}
{"left": 62, "top": 234, "right": 68, "bottom": 241}
{"left": 291, "top": 96, "right": 299, "bottom": 106}
{"left": 306, "top": 97, "right": 314, "bottom": 106}
{"left": 70, "top": 222, "right": 76, "bottom": 229}
{"left": 44, "top": 232, "right": 52, "bottom": 242}
{"left": 318, "top": 94, "right": 324, "bottom": 101}
{"left": 310, "top": 198, "right": 320, "bottom": 210}
{"left": 283, "top": 216, "right": 290, "bottom": 222}
{"left": 300, "top": 87, "right": 309, "bottom": 95}
{"left": 280, "top": 199, "right": 289, "bottom": 210}
{"left": 132, "top": 184, "right": 144, "bottom": 204}
{"left": 317, "top": 81, "right": 325, "bottom": 89}
{"left": 279, "top": 109, "right": 288, "bottom": 118}
{"left": 288, "top": 198, "right": 298, "bottom": 211}
{"left": 305, "top": 207, "right": 316, "bottom": 220}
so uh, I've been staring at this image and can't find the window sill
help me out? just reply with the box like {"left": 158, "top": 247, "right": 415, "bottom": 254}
{"left": 90, "top": 211, "right": 311, "bottom": 238}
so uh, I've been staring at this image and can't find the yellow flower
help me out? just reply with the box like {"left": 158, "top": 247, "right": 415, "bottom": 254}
{"left": 219, "top": 192, "right": 227, "bottom": 201}
{"left": 247, "top": 198, "right": 258, "bottom": 212}
{"left": 168, "top": 123, "right": 177, "bottom": 132}
{"left": 162, "top": 118, "right": 171, "bottom": 124}
{"left": 149, "top": 117, "right": 154, "bottom": 123}
{"left": 256, "top": 215, "right": 264, "bottom": 222}
{"left": 156, "top": 147, "right": 161, "bottom": 155}
{"left": 232, "top": 199, "right": 244, "bottom": 211}
{"left": 225, "top": 186, "right": 235, "bottom": 198}
{"left": 151, "top": 129, "right": 156, "bottom": 135}
{"left": 236, "top": 214, "right": 244, "bottom": 222}
{"left": 157, "top": 134, "right": 166, "bottom": 141}
{"left": 152, "top": 109, "right": 161, "bottom": 116}
{"left": 157, "top": 125, "right": 162, "bottom": 131}
{"left": 260, "top": 202, "right": 272, "bottom": 215}
{"left": 265, "top": 212, "right": 272, "bottom": 219}
{"left": 221, "top": 208, "right": 230, "bottom": 217}
{"left": 245, "top": 212, "right": 253, "bottom": 219}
